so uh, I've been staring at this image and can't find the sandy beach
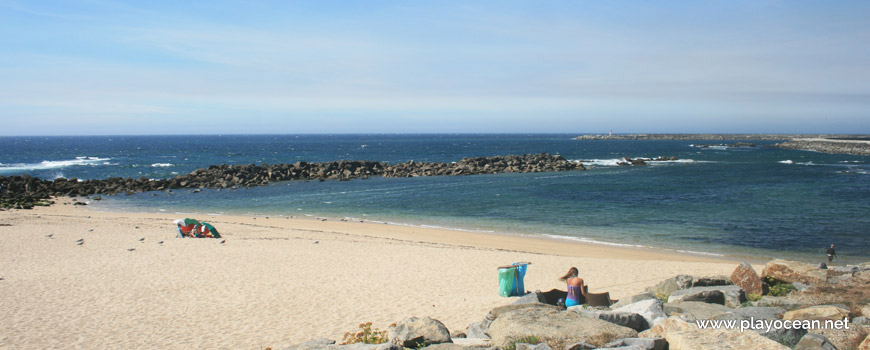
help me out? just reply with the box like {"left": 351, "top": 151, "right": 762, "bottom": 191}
{"left": 0, "top": 199, "right": 752, "bottom": 350}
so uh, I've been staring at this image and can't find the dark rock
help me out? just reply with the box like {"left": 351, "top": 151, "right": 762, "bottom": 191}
{"left": 564, "top": 340, "right": 596, "bottom": 350}
{"left": 602, "top": 337, "right": 667, "bottom": 350}
{"left": 611, "top": 299, "right": 667, "bottom": 329}
{"left": 573, "top": 309, "right": 650, "bottom": 332}
{"left": 667, "top": 285, "right": 746, "bottom": 308}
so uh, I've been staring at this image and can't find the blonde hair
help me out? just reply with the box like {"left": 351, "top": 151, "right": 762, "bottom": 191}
{"left": 559, "top": 267, "right": 579, "bottom": 281}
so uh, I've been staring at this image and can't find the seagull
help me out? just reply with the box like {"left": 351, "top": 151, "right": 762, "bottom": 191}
{"left": 46, "top": 234, "right": 54, "bottom": 238}
{"left": 76, "top": 238, "right": 84, "bottom": 242}
{"left": 157, "top": 241, "right": 164, "bottom": 245}
{"left": 135, "top": 226, "right": 140, "bottom": 229}
{"left": 127, "top": 248, "right": 135, "bottom": 252}
{"left": 88, "top": 229, "right": 93, "bottom": 232}
{"left": 76, "top": 241, "right": 84, "bottom": 246}
{"left": 219, "top": 240, "right": 225, "bottom": 244}
{"left": 138, "top": 237, "right": 145, "bottom": 242}
{"left": 314, "top": 241, "right": 319, "bottom": 244}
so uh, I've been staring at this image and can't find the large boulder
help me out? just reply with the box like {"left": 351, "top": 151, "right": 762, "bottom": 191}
{"left": 756, "top": 296, "right": 812, "bottom": 310}
{"left": 512, "top": 291, "right": 548, "bottom": 305}
{"left": 783, "top": 305, "right": 851, "bottom": 321}
{"left": 860, "top": 333, "right": 870, "bottom": 350}
{"left": 794, "top": 333, "right": 836, "bottom": 350}
{"left": 762, "top": 259, "right": 827, "bottom": 285}
{"left": 422, "top": 343, "right": 489, "bottom": 350}
{"left": 809, "top": 325, "right": 870, "bottom": 350}
{"left": 571, "top": 308, "right": 650, "bottom": 332}
{"left": 645, "top": 275, "right": 693, "bottom": 299}
{"left": 464, "top": 321, "right": 490, "bottom": 339}
{"left": 731, "top": 262, "right": 763, "bottom": 296}
{"left": 486, "top": 303, "right": 559, "bottom": 321}
{"left": 692, "top": 275, "right": 734, "bottom": 287}
{"left": 667, "top": 285, "right": 746, "bottom": 308}
{"left": 487, "top": 305, "right": 637, "bottom": 347}
{"left": 639, "top": 316, "right": 790, "bottom": 350}
{"left": 601, "top": 337, "right": 667, "bottom": 350}
{"left": 663, "top": 301, "right": 733, "bottom": 321}
{"left": 389, "top": 317, "right": 452, "bottom": 348}
{"left": 732, "top": 306, "right": 786, "bottom": 321}
{"left": 612, "top": 298, "right": 667, "bottom": 328}
{"left": 609, "top": 293, "right": 656, "bottom": 310}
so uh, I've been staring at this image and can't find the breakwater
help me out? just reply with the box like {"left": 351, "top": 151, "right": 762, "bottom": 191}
{"left": 574, "top": 134, "right": 799, "bottom": 141}
{"left": 774, "top": 138, "right": 870, "bottom": 156}
{"left": 0, "top": 153, "right": 581, "bottom": 209}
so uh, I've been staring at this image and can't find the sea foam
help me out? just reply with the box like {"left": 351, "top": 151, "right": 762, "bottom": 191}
{"left": 0, "top": 156, "right": 111, "bottom": 173}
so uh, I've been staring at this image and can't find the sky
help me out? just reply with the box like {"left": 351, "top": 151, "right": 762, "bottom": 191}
{"left": 0, "top": 0, "right": 868, "bottom": 135}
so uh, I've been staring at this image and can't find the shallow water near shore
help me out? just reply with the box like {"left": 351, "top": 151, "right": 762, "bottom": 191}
{"left": 3, "top": 134, "right": 869, "bottom": 263}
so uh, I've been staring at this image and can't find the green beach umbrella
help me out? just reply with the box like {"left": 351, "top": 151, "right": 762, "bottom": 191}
{"left": 183, "top": 218, "right": 201, "bottom": 226}
{"left": 202, "top": 222, "right": 221, "bottom": 238}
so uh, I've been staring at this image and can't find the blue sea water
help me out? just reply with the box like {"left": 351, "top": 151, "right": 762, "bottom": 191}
{"left": 2, "top": 134, "right": 869, "bottom": 263}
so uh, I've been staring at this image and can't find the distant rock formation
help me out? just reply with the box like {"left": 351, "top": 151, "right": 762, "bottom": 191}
{"left": 574, "top": 134, "right": 800, "bottom": 141}
{"left": 773, "top": 138, "right": 870, "bottom": 156}
{"left": 0, "top": 153, "right": 582, "bottom": 209}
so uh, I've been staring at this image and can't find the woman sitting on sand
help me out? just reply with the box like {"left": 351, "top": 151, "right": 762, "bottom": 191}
{"left": 560, "top": 267, "right": 587, "bottom": 307}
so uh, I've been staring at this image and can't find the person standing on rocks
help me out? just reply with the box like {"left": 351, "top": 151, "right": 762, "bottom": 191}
{"left": 827, "top": 244, "right": 836, "bottom": 263}
{"left": 560, "top": 267, "right": 587, "bottom": 307}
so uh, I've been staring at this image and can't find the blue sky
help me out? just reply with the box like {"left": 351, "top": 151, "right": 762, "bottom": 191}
{"left": 1, "top": 1, "right": 868, "bottom": 135}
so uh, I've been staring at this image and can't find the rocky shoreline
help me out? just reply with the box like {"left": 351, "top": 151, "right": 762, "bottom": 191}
{"left": 774, "top": 139, "right": 870, "bottom": 156}
{"left": 285, "top": 260, "right": 870, "bottom": 350}
{"left": 0, "top": 153, "right": 583, "bottom": 209}
{"left": 575, "top": 134, "right": 870, "bottom": 157}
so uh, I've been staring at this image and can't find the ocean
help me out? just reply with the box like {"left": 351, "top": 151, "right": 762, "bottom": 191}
{"left": 2, "top": 134, "right": 868, "bottom": 263}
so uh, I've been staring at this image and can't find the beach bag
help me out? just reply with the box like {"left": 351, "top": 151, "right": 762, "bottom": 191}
{"left": 498, "top": 263, "right": 529, "bottom": 297}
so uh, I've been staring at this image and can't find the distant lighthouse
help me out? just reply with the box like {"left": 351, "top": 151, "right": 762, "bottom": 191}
{"left": 609, "top": 130, "right": 613, "bottom": 137}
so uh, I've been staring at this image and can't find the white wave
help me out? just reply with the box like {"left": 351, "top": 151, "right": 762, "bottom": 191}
{"left": 576, "top": 157, "right": 696, "bottom": 167}
{"left": 542, "top": 234, "right": 647, "bottom": 248}
{"left": 0, "top": 156, "right": 111, "bottom": 172}
{"left": 795, "top": 161, "right": 815, "bottom": 166}
{"left": 778, "top": 160, "right": 794, "bottom": 164}
{"left": 675, "top": 249, "right": 725, "bottom": 257}
{"left": 577, "top": 158, "right": 624, "bottom": 167}
{"left": 648, "top": 159, "right": 696, "bottom": 166}
{"left": 151, "top": 163, "right": 173, "bottom": 167}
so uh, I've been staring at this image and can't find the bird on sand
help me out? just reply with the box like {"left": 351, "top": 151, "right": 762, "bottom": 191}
{"left": 219, "top": 240, "right": 226, "bottom": 244}
{"left": 157, "top": 241, "right": 164, "bottom": 245}
{"left": 76, "top": 241, "right": 84, "bottom": 246}
{"left": 46, "top": 234, "right": 54, "bottom": 238}
{"left": 88, "top": 229, "right": 93, "bottom": 232}
{"left": 314, "top": 241, "right": 319, "bottom": 244}
{"left": 127, "top": 248, "right": 135, "bottom": 251}
{"left": 138, "top": 237, "right": 145, "bottom": 242}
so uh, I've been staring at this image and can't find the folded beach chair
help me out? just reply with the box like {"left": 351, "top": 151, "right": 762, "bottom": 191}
{"left": 586, "top": 292, "right": 613, "bottom": 307}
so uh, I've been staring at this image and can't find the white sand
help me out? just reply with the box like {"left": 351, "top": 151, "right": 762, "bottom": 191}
{"left": 0, "top": 199, "right": 750, "bottom": 349}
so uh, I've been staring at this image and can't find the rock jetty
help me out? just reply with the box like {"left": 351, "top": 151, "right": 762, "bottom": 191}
{"left": 0, "top": 153, "right": 581, "bottom": 209}
{"left": 279, "top": 260, "right": 870, "bottom": 350}
{"left": 774, "top": 138, "right": 870, "bottom": 156}
{"left": 574, "top": 134, "right": 802, "bottom": 141}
